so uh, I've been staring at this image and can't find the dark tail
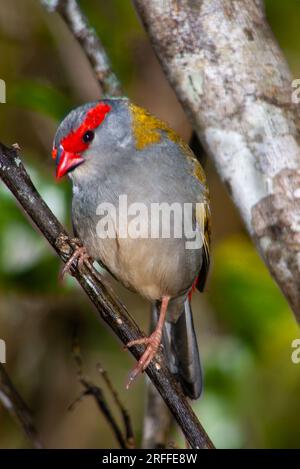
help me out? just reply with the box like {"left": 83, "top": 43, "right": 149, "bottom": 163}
{"left": 152, "top": 298, "right": 203, "bottom": 399}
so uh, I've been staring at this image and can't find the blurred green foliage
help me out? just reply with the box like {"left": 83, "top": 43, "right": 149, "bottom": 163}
{"left": 79, "top": 0, "right": 142, "bottom": 86}
{"left": 210, "top": 236, "right": 289, "bottom": 348}
{"left": 198, "top": 235, "right": 299, "bottom": 448}
{"left": 10, "top": 81, "right": 73, "bottom": 120}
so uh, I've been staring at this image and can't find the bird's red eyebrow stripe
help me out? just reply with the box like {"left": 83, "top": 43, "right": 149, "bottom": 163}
{"left": 55, "top": 102, "right": 111, "bottom": 157}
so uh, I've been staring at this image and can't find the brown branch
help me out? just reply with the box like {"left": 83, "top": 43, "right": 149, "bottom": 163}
{"left": 142, "top": 312, "right": 174, "bottom": 449}
{"left": 0, "top": 143, "right": 214, "bottom": 449}
{"left": 142, "top": 380, "right": 174, "bottom": 449}
{"left": 97, "top": 363, "right": 135, "bottom": 449}
{"left": 69, "top": 377, "right": 128, "bottom": 449}
{"left": 0, "top": 364, "right": 42, "bottom": 448}
{"left": 42, "top": 0, "right": 122, "bottom": 97}
{"left": 70, "top": 339, "right": 135, "bottom": 449}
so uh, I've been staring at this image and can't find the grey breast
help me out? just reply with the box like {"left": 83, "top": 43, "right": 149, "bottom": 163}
{"left": 71, "top": 133, "right": 206, "bottom": 301}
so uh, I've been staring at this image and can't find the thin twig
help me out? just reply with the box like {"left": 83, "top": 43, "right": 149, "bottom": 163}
{"left": 69, "top": 376, "right": 127, "bottom": 449}
{"left": 50, "top": 0, "right": 207, "bottom": 171}
{"left": 0, "top": 364, "right": 42, "bottom": 448}
{"left": 97, "top": 363, "right": 135, "bottom": 449}
{"left": 0, "top": 144, "right": 214, "bottom": 449}
{"left": 70, "top": 338, "right": 134, "bottom": 448}
{"left": 42, "top": 0, "right": 122, "bottom": 97}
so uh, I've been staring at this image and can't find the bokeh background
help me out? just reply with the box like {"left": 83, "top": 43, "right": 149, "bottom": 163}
{"left": 0, "top": 0, "right": 299, "bottom": 449}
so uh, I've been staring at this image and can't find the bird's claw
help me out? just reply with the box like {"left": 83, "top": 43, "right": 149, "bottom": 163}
{"left": 125, "top": 332, "right": 162, "bottom": 389}
{"left": 60, "top": 239, "right": 92, "bottom": 280}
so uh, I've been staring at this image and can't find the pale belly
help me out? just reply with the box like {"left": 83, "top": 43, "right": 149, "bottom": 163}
{"left": 80, "top": 228, "right": 200, "bottom": 301}
{"left": 72, "top": 189, "right": 203, "bottom": 301}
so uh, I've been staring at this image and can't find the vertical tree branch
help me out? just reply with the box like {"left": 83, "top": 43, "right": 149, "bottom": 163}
{"left": 142, "top": 378, "right": 174, "bottom": 449}
{"left": 133, "top": 0, "right": 300, "bottom": 322}
{"left": 141, "top": 310, "right": 174, "bottom": 448}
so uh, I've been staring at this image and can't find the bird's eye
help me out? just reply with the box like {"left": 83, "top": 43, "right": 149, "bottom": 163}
{"left": 82, "top": 130, "right": 95, "bottom": 144}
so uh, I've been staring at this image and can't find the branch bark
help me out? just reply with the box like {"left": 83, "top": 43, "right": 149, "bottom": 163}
{"left": 142, "top": 311, "right": 173, "bottom": 448}
{"left": 133, "top": 0, "right": 300, "bottom": 323}
{"left": 69, "top": 342, "right": 135, "bottom": 449}
{"left": 0, "top": 364, "right": 42, "bottom": 448}
{"left": 42, "top": 0, "right": 122, "bottom": 96}
{"left": 0, "top": 143, "right": 213, "bottom": 449}
{"left": 96, "top": 363, "right": 135, "bottom": 449}
{"left": 142, "top": 377, "right": 174, "bottom": 449}
{"left": 69, "top": 377, "right": 129, "bottom": 449}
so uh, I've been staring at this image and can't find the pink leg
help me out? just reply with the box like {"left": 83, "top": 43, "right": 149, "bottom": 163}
{"left": 126, "top": 296, "right": 170, "bottom": 389}
{"left": 60, "top": 239, "right": 91, "bottom": 280}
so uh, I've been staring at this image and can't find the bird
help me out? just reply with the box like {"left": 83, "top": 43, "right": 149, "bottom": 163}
{"left": 52, "top": 98, "right": 210, "bottom": 399}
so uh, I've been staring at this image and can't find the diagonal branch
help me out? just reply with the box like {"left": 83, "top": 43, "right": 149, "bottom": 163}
{"left": 96, "top": 363, "right": 135, "bottom": 449}
{"left": 69, "top": 377, "right": 128, "bottom": 449}
{"left": 0, "top": 364, "right": 42, "bottom": 448}
{"left": 42, "top": 0, "right": 122, "bottom": 97}
{"left": 142, "top": 376, "right": 174, "bottom": 449}
{"left": 141, "top": 311, "right": 173, "bottom": 449}
{"left": 70, "top": 340, "right": 135, "bottom": 449}
{"left": 0, "top": 143, "right": 214, "bottom": 449}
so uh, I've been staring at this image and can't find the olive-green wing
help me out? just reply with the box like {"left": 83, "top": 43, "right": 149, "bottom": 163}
{"left": 195, "top": 202, "right": 211, "bottom": 292}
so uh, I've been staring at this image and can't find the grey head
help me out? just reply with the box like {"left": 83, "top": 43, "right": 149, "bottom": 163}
{"left": 52, "top": 97, "right": 133, "bottom": 181}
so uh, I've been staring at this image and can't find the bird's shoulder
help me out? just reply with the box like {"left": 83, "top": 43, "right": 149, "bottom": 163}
{"left": 127, "top": 102, "right": 207, "bottom": 188}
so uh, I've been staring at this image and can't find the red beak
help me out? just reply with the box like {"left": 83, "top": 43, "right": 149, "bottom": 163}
{"left": 55, "top": 146, "right": 84, "bottom": 179}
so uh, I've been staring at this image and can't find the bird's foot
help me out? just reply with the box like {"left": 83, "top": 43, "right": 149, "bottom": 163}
{"left": 60, "top": 238, "right": 92, "bottom": 280}
{"left": 126, "top": 330, "right": 162, "bottom": 389}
